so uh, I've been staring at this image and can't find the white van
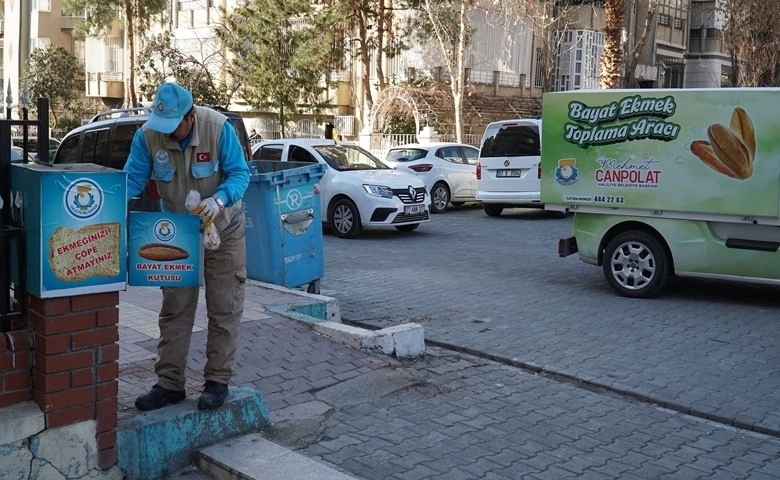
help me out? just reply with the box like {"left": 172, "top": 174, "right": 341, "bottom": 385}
{"left": 476, "top": 118, "right": 542, "bottom": 216}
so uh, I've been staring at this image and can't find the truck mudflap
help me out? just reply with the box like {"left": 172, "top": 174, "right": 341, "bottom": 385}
{"left": 558, "top": 236, "right": 578, "bottom": 257}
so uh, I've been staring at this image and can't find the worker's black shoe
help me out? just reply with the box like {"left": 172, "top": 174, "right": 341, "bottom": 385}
{"left": 198, "top": 381, "right": 229, "bottom": 410}
{"left": 135, "top": 385, "right": 186, "bottom": 411}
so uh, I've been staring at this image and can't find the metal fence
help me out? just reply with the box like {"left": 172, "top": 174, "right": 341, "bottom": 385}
{"left": 1, "top": 97, "right": 49, "bottom": 332}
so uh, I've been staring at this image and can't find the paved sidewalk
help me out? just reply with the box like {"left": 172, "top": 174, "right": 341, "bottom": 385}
{"left": 117, "top": 281, "right": 780, "bottom": 480}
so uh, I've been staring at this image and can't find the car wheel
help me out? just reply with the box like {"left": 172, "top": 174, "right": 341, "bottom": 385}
{"left": 483, "top": 204, "right": 503, "bottom": 217}
{"left": 602, "top": 231, "right": 669, "bottom": 298}
{"left": 395, "top": 223, "right": 420, "bottom": 232}
{"left": 430, "top": 182, "right": 450, "bottom": 214}
{"left": 329, "top": 198, "right": 362, "bottom": 239}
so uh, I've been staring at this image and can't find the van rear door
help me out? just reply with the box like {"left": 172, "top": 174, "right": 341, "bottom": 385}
{"left": 477, "top": 119, "right": 541, "bottom": 196}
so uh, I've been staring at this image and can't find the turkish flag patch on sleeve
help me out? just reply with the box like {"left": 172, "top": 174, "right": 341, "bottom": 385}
{"left": 197, "top": 152, "right": 212, "bottom": 162}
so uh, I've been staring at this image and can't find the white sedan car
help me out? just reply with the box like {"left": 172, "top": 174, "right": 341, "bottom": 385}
{"left": 252, "top": 139, "right": 430, "bottom": 239}
{"left": 384, "top": 142, "right": 479, "bottom": 213}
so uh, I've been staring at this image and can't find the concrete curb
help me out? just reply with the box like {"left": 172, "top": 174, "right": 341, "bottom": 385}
{"left": 195, "top": 433, "right": 358, "bottom": 480}
{"left": 117, "top": 388, "right": 269, "bottom": 480}
{"left": 312, "top": 321, "right": 425, "bottom": 358}
{"left": 256, "top": 281, "right": 426, "bottom": 358}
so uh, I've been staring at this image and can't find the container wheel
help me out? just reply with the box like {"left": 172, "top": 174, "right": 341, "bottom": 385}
{"left": 602, "top": 230, "right": 669, "bottom": 298}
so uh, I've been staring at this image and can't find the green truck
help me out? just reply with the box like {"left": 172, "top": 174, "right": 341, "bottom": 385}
{"left": 541, "top": 88, "right": 780, "bottom": 298}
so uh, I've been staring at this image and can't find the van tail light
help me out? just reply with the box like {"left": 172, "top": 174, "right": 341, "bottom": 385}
{"left": 537, "top": 163, "right": 541, "bottom": 179}
{"left": 409, "top": 163, "right": 433, "bottom": 172}
{"left": 144, "top": 180, "right": 160, "bottom": 201}
{"left": 476, "top": 162, "right": 482, "bottom": 180}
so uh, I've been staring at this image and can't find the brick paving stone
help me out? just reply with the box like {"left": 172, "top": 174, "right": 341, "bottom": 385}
{"left": 117, "top": 281, "right": 780, "bottom": 480}
{"left": 456, "top": 457, "right": 506, "bottom": 478}
{"left": 390, "top": 465, "right": 443, "bottom": 480}
{"left": 528, "top": 465, "right": 580, "bottom": 479}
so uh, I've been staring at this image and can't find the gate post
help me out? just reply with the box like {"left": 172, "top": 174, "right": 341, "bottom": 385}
{"left": 25, "top": 291, "right": 120, "bottom": 468}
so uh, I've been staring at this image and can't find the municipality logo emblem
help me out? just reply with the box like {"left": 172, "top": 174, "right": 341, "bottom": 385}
{"left": 154, "top": 219, "right": 176, "bottom": 242}
{"left": 554, "top": 158, "right": 579, "bottom": 187}
{"left": 64, "top": 178, "right": 103, "bottom": 219}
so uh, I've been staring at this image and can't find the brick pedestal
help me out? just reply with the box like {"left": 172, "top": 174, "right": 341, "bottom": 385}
{"left": 0, "top": 330, "right": 33, "bottom": 407}
{"left": 25, "top": 291, "right": 120, "bottom": 469}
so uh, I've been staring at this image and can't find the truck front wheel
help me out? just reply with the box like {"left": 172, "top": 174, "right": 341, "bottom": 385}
{"left": 603, "top": 231, "right": 669, "bottom": 298}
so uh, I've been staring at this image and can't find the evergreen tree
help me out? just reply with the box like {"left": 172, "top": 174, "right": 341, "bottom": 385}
{"left": 216, "top": 0, "right": 346, "bottom": 137}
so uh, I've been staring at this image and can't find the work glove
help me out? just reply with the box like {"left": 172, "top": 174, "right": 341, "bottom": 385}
{"left": 186, "top": 189, "right": 222, "bottom": 250}
{"left": 196, "top": 196, "right": 222, "bottom": 221}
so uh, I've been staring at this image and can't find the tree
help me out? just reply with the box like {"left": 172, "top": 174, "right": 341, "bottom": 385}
{"left": 137, "top": 32, "right": 235, "bottom": 107}
{"left": 63, "top": 0, "right": 167, "bottom": 107}
{"left": 24, "top": 45, "right": 83, "bottom": 130}
{"left": 720, "top": 0, "right": 780, "bottom": 86}
{"left": 344, "top": 0, "right": 403, "bottom": 120}
{"left": 600, "top": 0, "right": 623, "bottom": 89}
{"left": 417, "top": 0, "right": 474, "bottom": 142}
{"left": 215, "top": 0, "right": 345, "bottom": 137}
{"left": 493, "top": 0, "right": 586, "bottom": 93}
{"left": 623, "top": 0, "right": 659, "bottom": 89}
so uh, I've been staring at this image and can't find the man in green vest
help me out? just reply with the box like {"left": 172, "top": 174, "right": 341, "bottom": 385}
{"left": 124, "top": 82, "right": 250, "bottom": 410}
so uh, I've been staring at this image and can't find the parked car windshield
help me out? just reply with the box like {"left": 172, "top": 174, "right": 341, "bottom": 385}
{"left": 385, "top": 148, "right": 427, "bottom": 163}
{"left": 313, "top": 144, "right": 390, "bottom": 171}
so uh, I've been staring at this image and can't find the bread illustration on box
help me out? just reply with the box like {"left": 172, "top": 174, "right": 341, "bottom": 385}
{"left": 49, "top": 223, "right": 121, "bottom": 282}
{"left": 138, "top": 243, "right": 189, "bottom": 261}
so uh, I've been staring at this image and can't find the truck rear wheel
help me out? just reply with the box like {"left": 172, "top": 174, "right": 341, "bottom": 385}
{"left": 603, "top": 231, "right": 669, "bottom": 298}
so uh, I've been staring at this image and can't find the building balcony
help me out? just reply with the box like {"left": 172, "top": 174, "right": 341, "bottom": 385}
{"left": 60, "top": 15, "right": 82, "bottom": 30}
{"left": 86, "top": 72, "right": 124, "bottom": 100}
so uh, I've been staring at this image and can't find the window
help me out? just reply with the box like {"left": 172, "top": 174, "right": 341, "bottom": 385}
{"left": 658, "top": 14, "right": 671, "bottom": 26}
{"left": 534, "top": 49, "right": 543, "bottom": 88}
{"left": 253, "top": 145, "right": 283, "bottom": 161}
{"left": 480, "top": 124, "right": 540, "bottom": 158}
{"left": 178, "top": 0, "right": 202, "bottom": 9}
{"left": 674, "top": 17, "right": 684, "bottom": 29}
{"left": 82, "top": 128, "right": 111, "bottom": 166}
{"left": 438, "top": 147, "right": 462, "bottom": 163}
{"left": 32, "top": 0, "right": 51, "bottom": 11}
{"left": 662, "top": 59, "right": 684, "bottom": 89}
{"left": 109, "top": 124, "right": 142, "bottom": 170}
{"left": 53, "top": 135, "right": 80, "bottom": 164}
{"left": 289, "top": 146, "right": 315, "bottom": 163}
{"left": 30, "top": 38, "right": 51, "bottom": 52}
{"left": 462, "top": 147, "right": 478, "bottom": 165}
{"left": 106, "top": 37, "right": 122, "bottom": 73}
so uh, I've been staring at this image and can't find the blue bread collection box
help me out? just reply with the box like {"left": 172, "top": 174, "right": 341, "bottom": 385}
{"left": 10, "top": 163, "right": 127, "bottom": 298}
{"left": 128, "top": 212, "right": 200, "bottom": 287}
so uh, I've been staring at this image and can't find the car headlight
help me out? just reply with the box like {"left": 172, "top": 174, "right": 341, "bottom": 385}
{"left": 363, "top": 184, "right": 394, "bottom": 198}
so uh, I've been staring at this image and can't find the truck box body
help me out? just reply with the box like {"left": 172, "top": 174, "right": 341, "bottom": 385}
{"left": 541, "top": 88, "right": 780, "bottom": 297}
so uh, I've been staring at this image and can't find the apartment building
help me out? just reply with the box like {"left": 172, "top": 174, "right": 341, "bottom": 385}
{"left": 1, "top": 0, "right": 83, "bottom": 114}
{"left": 2, "top": 0, "right": 729, "bottom": 137}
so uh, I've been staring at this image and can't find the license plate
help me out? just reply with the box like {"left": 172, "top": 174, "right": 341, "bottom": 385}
{"left": 497, "top": 169, "right": 523, "bottom": 177}
{"left": 404, "top": 204, "right": 425, "bottom": 215}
